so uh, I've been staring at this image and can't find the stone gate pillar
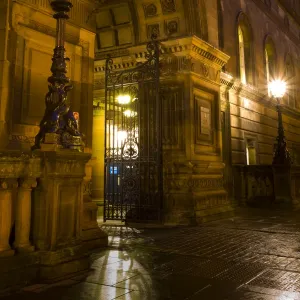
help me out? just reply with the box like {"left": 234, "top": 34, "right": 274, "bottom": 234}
{"left": 31, "top": 143, "right": 107, "bottom": 281}
{"left": 91, "top": 106, "right": 105, "bottom": 200}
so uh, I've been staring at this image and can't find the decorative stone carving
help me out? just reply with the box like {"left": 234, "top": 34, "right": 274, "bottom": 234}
{"left": 160, "top": 56, "right": 195, "bottom": 75}
{"left": 18, "top": 178, "right": 37, "bottom": 189}
{"left": 9, "top": 134, "right": 35, "bottom": 144}
{"left": 167, "top": 178, "right": 224, "bottom": 190}
{"left": 215, "top": 70, "right": 220, "bottom": 81}
{"left": 147, "top": 24, "right": 160, "bottom": 39}
{"left": 83, "top": 179, "right": 92, "bottom": 197}
{"left": 95, "top": 48, "right": 130, "bottom": 60}
{"left": 160, "top": 0, "right": 176, "bottom": 14}
{"left": 165, "top": 19, "right": 179, "bottom": 35}
{"left": 0, "top": 179, "right": 18, "bottom": 190}
{"left": 199, "top": 62, "right": 209, "bottom": 78}
{"left": 19, "top": 20, "right": 78, "bottom": 45}
{"left": 194, "top": 96, "right": 213, "bottom": 145}
{"left": 197, "top": 194, "right": 227, "bottom": 209}
{"left": 143, "top": 3, "right": 158, "bottom": 17}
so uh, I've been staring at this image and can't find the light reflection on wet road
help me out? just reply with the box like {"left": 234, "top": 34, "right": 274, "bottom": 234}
{"left": 2, "top": 208, "right": 300, "bottom": 299}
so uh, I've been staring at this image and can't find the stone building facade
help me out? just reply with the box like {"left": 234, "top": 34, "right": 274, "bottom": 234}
{"left": 92, "top": 0, "right": 300, "bottom": 223}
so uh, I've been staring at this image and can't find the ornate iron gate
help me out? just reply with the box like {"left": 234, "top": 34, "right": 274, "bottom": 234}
{"left": 104, "top": 40, "right": 162, "bottom": 222}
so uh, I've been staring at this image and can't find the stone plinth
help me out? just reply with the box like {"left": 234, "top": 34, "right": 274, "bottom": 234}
{"left": 30, "top": 147, "right": 99, "bottom": 281}
{"left": 272, "top": 165, "right": 292, "bottom": 205}
{"left": 291, "top": 166, "right": 300, "bottom": 208}
{"left": 273, "top": 165, "right": 300, "bottom": 208}
{"left": 164, "top": 162, "right": 233, "bottom": 225}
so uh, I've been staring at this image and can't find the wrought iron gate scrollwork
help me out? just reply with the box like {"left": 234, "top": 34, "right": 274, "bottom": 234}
{"left": 104, "top": 38, "right": 162, "bottom": 222}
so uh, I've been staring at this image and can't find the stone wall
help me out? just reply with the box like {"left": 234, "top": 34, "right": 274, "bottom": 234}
{"left": 1, "top": 0, "right": 96, "bottom": 150}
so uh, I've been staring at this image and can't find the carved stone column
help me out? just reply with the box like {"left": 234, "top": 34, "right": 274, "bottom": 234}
{"left": 0, "top": 179, "right": 17, "bottom": 256}
{"left": 14, "top": 178, "right": 36, "bottom": 252}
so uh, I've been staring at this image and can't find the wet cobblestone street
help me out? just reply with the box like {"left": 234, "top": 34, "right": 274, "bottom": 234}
{"left": 2, "top": 208, "right": 300, "bottom": 299}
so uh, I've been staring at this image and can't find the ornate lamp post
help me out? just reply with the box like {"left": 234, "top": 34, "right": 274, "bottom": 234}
{"left": 32, "top": 0, "right": 82, "bottom": 150}
{"left": 269, "top": 80, "right": 292, "bottom": 165}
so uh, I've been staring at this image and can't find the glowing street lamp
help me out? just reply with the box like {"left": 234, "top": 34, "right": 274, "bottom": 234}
{"left": 268, "top": 80, "right": 291, "bottom": 165}
{"left": 117, "top": 94, "right": 131, "bottom": 105}
{"left": 269, "top": 80, "right": 286, "bottom": 98}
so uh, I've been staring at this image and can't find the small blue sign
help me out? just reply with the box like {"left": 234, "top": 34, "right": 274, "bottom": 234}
{"left": 110, "top": 166, "right": 118, "bottom": 175}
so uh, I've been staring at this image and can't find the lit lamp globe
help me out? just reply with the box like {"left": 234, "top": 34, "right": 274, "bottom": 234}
{"left": 268, "top": 80, "right": 286, "bottom": 99}
{"left": 117, "top": 95, "right": 131, "bottom": 105}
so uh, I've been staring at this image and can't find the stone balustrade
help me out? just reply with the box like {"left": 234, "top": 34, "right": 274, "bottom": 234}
{"left": 0, "top": 148, "right": 107, "bottom": 293}
{"left": 0, "top": 151, "right": 41, "bottom": 257}
{"left": 233, "top": 165, "right": 275, "bottom": 206}
{"left": 233, "top": 164, "right": 300, "bottom": 208}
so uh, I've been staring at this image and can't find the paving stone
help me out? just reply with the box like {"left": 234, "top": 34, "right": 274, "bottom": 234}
{"left": 3, "top": 209, "right": 300, "bottom": 300}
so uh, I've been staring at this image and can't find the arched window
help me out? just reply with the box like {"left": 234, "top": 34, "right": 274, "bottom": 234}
{"left": 285, "top": 54, "right": 296, "bottom": 108}
{"left": 192, "top": 0, "right": 208, "bottom": 41}
{"left": 237, "top": 13, "right": 254, "bottom": 85}
{"left": 285, "top": 54, "right": 295, "bottom": 79}
{"left": 264, "top": 36, "right": 276, "bottom": 95}
{"left": 238, "top": 26, "right": 246, "bottom": 83}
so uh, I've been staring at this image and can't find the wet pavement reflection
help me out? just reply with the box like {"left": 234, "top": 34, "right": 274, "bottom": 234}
{"left": 2, "top": 208, "right": 300, "bottom": 299}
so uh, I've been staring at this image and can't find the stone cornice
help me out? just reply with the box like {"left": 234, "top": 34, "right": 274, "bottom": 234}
{"left": 94, "top": 35, "right": 230, "bottom": 73}
{"left": 220, "top": 72, "right": 300, "bottom": 119}
{"left": 16, "top": 19, "right": 91, "bottom": 50}
{"left": 13, "top": 0, "right": 96, "bottom": 31}
{"left": 161, "top": 36, "right": 230, "bottom": 69}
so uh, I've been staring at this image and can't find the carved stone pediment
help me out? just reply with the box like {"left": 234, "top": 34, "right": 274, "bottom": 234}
{"left": 160, "top": 36, "right": 230, "bottom": 70}
{"left": 0, "top": 151, "right": 41, "bottom": 178}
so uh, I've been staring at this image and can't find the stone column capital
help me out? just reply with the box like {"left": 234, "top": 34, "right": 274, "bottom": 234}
{"left": 18, "top": 178, "right": 37, "bottom": 189}
{"left": 0, "top": 179, "right": 18, "bottom": 190}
